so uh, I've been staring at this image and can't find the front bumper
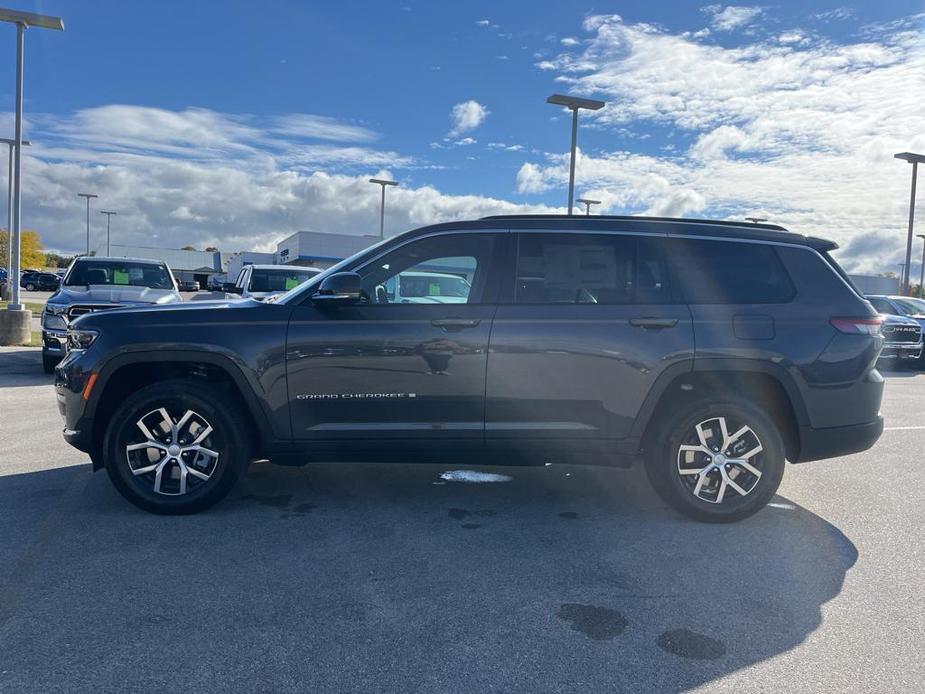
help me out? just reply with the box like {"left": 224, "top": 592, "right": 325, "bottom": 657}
{"left": 43, "top": 328, "right": 67, "bottom": 354}
{"left": 879, "top": 342, "right": 923, "bottom": 360}
{"left": 796, "top": 416, "right": 884, "bottom": 463}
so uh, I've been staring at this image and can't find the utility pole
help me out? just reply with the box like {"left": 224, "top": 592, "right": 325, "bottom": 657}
{"left": 546, "top": 94, "right": 605, "bottom": 215}
{"left": 369, "top": 178, "right": 398, "bottom": 239}
{"left": 100, "top": 210, "right": 117, "bottom": 256}
{"left": 77, "top": 192, "right": 98, "bottom": 255}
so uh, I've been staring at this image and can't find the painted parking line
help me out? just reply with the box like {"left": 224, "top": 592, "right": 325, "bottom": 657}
{"left": 883, "top": 425, "right": 925, "bottom": 431}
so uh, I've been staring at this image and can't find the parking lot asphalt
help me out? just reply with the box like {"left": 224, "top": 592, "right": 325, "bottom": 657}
{"left": 1, "top": 346, "right": 924, "bottom": 693}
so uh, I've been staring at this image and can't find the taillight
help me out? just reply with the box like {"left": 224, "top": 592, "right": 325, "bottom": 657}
{"left": 830, "top": 317, "right": 883, "bottom": 335}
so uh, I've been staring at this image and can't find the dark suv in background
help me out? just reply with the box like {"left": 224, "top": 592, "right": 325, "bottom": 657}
{"left": 54, "top": 215, "right": 884, "bottom": 522}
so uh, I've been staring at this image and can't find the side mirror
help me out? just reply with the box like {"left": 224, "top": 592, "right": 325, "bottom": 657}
{"left": 224, "top": 283, "right": 242, "bottom": 294}
{"left": 312, "top": 272, "right": 363, "bottom": 305}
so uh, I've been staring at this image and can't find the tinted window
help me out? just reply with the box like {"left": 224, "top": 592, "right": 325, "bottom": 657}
{"left": 667, "top": 239, "right": 794, "bottom": 304}
{"left": 515, "top": 233, "right": 671, "bottom": 304}
{"left": 360, "top": 234, "right": 494, "bottom": 305}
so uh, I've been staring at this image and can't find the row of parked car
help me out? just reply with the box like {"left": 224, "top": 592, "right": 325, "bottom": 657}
{"left": 37, "top": 257, "right": 324, "bottom": 372}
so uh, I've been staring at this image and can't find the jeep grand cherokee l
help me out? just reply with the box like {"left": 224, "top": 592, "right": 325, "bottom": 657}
{"left": 54, "top": 215, "right": 885, "bottom": 522}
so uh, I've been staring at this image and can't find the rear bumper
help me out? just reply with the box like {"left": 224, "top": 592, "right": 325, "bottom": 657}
{"left": 795, "top": 416, "right": 884, "bottom": 463}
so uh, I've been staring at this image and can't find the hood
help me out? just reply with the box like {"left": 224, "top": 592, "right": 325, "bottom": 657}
{"left": 51, "top": 285, "right": 181, "bottom": 306}
{"left": 881, "top": 313, "right": 920, "bottom": 327}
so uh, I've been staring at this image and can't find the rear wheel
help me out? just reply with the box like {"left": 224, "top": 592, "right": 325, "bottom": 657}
{"left": 645, "top": 398, "right": 786, "bottom": 523}
{"left": 103, "top": 380, "right": 251, "bottom": 514}
{"left": 25, "top": 282, "right": 35, "bottom": 291}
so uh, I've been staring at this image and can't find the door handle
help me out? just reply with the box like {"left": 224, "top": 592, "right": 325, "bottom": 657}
{"left": 431, "top": 318, "right": 481, "bottom": 330}
{"left": 629, "top": 317, "right": 678, "bottom": 330}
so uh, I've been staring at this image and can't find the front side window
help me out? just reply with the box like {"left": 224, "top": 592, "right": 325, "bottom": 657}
{"left": 666, "top": 239, "right": 795, "bottom": 304}
{"left": 359, "top": 234, "right": 493, "bottom": 305}
{"left": 514, "top": 233, "right": 671, "bottom": 304}
{"left": 65, "top": 260, "right": 173, "bottom": 289}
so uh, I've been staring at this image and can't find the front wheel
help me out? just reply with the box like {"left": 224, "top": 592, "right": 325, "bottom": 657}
{"left": 645, "top": 398, "right": 786, "bottom": 523}
{"left": 25, "top": 282, "right": 35, "bottom": 291}
{"left": 103, "top": 380, "right": 251, "bottom": 514}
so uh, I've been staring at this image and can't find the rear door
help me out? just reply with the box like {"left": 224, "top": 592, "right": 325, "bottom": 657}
{"left": 485, "top": 231, "right": 694, "bottom": 447}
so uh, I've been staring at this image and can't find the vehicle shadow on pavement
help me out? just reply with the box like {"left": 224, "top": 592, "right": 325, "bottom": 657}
{"left": 0, "top": 348, "right": 53, "bottom": 389}
{"left": 0, "top": 458, "right": 857, "bottom": 693}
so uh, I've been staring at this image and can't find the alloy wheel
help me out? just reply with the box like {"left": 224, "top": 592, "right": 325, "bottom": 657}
{"left": 124, "top": 407, "right": 219, "bottom": 496}
{"left": 676, "top": 415, "right": 764, "bottom": 504}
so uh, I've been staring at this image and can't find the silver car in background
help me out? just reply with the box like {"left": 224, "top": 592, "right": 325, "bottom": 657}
{"left": 42, "top": 257, "right": 181, "bottom": 373}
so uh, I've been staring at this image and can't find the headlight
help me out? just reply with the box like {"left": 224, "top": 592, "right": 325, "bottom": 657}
{"left": 43, "top": 304, "right": 68, "bottom": 330}
{"left": 67, "top": 329, "right": 99, "bottom": 351}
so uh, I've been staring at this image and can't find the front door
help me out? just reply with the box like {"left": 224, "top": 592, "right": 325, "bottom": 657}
{"left": 485, "top": 231, "right": 694, "bottom": 447}
{"left": 286, "top": 232, "right": 503, "bottom": 445}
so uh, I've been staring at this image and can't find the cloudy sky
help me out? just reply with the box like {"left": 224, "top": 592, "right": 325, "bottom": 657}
{"left": 1, "top": 0, "right": 923, "bottom": 273}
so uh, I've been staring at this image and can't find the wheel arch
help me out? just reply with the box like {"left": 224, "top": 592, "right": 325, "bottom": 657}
{"left": 634, "top": 359, "right": 808, "bottom": 462}
{"left": 86, "top": 349, "right": 277, "bottom": 467}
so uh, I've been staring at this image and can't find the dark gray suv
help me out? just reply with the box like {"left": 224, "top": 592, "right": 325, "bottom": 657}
{"left": 54, "top": 215, "right": 885, "bottom": 521}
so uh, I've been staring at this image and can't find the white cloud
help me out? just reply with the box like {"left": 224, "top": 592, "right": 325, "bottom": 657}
{"left": 487, "top": 142, "right": 524, "bottom": 152}
{"left": 6, "top": 104, "right": 559, "bottom": 255}
{"left": 560, "top": 37, "right": 580, "bottom": 46}
{"left": 448, "top": 100, "right": 489, "bottom": 137}
{"left": 525, "top": 13, "right": 925, "bottom": 272}
{"left": 703, "top": 5, "right": 764, "bottom": 32}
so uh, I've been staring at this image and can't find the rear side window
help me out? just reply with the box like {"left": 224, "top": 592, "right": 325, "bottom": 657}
{"left": 666, "top": 239, "right": 795, "bottom": 304}
{"left": 514, "top": 233, "right": 671, "bottom": 304}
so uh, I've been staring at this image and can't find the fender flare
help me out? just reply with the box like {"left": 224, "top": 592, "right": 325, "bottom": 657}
{"left": 86, "top": 347, "right": 280, "bottom": 445}
{"left": 630, "top": 357, "right": 810, "bottom": 441}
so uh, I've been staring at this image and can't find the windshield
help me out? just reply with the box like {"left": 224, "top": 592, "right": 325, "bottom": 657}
{"left": 893, "top": 297, "right": 925, "bottom": 315}
{"left": 249, "top": 268, "right": 320, "bottom": 293}
{"left": 399, "top": 273, "right": 470, "bottom": 298}
{"left": 65, "top": 260, "right": 174, "bottom": 289}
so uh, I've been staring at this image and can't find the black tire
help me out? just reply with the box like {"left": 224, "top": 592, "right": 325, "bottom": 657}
{"left": 42, "top": 353, "right": 58, "bottom": 374}
{"left": 645, "top": 397, "right": 786, "bottom": 523}
{"left": 102, "top": 379, "right": 252, "bottom": 514}
{"left": 25, "top": 282, "right": 35, "bottom": 291}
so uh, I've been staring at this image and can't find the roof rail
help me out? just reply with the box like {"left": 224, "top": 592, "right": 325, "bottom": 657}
{"left": 479, "top": 214, "right": 788, "bottom": 232}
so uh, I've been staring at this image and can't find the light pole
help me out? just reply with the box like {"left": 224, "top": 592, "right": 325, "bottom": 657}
{"left": 0, "top": 8, "right": 62, "bottom": 316}
{"left": 895, "top": 152, "right": 924, "bottom": 295}
{"left": 745, "top": 216, "right": 768, "bottom": 224}
{"left": 917, "top": 233, "right": 925, "bottom": 299}
{"left": 577, "top": 198, "right": 601, "bottom": 216}
{"left": 1, "top": 137, "right": 29, "bottom": 285}
{"left": 100, "top": 210, "right": 117, "bottom": 256}
{"left": 546, "top": 94, "right": 605, "bottom": 215}
{"left": 77, "top": 192, "right": 98, "bottom": 255}
{"left": 369, "top": 178, "right": 398, "bottom": 239}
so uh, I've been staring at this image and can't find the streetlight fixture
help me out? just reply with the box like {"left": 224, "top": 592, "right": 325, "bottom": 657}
{"left": 745, "top": 216, "right": 768, "bottom": 224}
{"left": 1, "top": 137, "right": 29, "bottom": 285}
{"left": 77, "top": 192, "right": 98, "bottom": 255}
{"left": 895, "top": 152, "right": 924, "bottom": 295}
{"left": 0, "top": 7, "right": 63, "bottom": 317}
{"left": 100, "top": 210, "right": 117, "bottom": 256}
{"left": 546, "top": 94, "right": 605, "bottom": 215}
{"left": 917, "top": 233, "right": 925, "bottom": 299}
{"left": 369, "top": 178, "right": 398, "bottom": 239}
{"left": 577, "top": 198, "right": 601, "bottom": 216}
